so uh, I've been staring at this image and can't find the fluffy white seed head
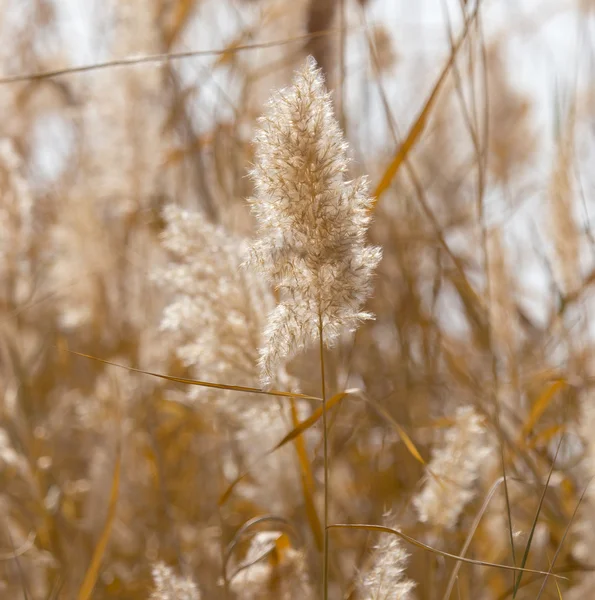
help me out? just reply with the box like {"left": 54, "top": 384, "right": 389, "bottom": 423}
{"left": 359, "top": 515, "right": 416, "bottom": 600}
{"left": 150, "top": 562, "right": 200, "bottom": 600}
{"left": 155, "top": 204, "right": 273, "bottom": 387}
{"left": 246, "top": 56, "right": 382, "bottom": 386}
{"left": 413, "top": 406, "right": 490, "bottom": 530}
{"left": 154, "top": 205, "right": 307, "bottom": 512}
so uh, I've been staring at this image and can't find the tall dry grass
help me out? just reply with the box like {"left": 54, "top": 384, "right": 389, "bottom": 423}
{"left": 0, "top": 1, "right": 594, "bottom": 599}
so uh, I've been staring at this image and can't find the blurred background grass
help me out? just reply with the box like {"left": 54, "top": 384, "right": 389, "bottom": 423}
{"left": 1, "top": 0, "right": 595, "bottom": 598}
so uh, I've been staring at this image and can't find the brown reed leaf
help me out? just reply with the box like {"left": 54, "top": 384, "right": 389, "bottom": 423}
{"left": 526, "top": 424, "right": 567, "bottom": 450}
{"left": 290, "top": 399, "right": 323, "bottom": 552}
{"left": 219, "top": 390, "right": 353, "bottom": 505}
{"left": 328, "top": 523, "right": 567, "bottom": 578}
{"left": 371, "top": 4, "right": 479, "bottom": 206}
{"left": 277, "top": 390, "right": 352, "bottom": 447}
{"left": 0, "top": 30, "right": 347, "bottom": 86}
{"left": 349, "top": 390, "right": 426, "bottom": 465}
{"left": 366, "top": 400, "right": 426, "bottom": 466}
{"left": 68, "top": 350, "right": 319, "bottom": 401}
{"left": 165, "top": 0, "right": 196, "bottom": 48}
{"left": 521, "top": 380, "right": 567, "bottom": 441}
{"left": 77, "top": 444, "right": 121, "bottom": 600}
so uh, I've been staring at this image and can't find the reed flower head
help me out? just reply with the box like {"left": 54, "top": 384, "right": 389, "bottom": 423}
{"left": 359, "top": 514, "right": 416, "bottom": 599}
{"left": 154, "top": 205, "right": 306, "bottom": 512}
{"left": 413, "top": 406, "right": 490, "bottom": 530}
{"left": 246, "top": 56, "right": 382, "bottom": 386}
{"left": 150, "top": 562, "right": 200, "bottom": 600}
{"left": 155, "top": 204, "right": 272, "bottom": 385}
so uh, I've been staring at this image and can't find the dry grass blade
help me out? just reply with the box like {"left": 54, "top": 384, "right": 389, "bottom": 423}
{"left": 229, "top": 532, "right": 293, "bottom": 582}
{"left": 520, "top": 379, "right": 567, "bottom": 441}
{"left": 165, "top": 0, "right": 196, "bottom": 48}
{"left": 219, "top": 390, "right": 352, "bottom": 505}
{"left": 213, "top": 16, "right": 268, "bottom": 68}
{"left": 526, "top": 424, "right": 566, "bottom": 450}
{"left": 328, "top": 524, "right": 566, "bottom": 579}
{"left": 442, "top": 477, "right": 508, "bottom": 600}
{"left": 360, "top": 392, "right": 426, "bottom": 465}
{"left": 512, "top": 439, "right": 563, "bottom": 598}
{"left": 68, "top": 350, "right": 319, "bottom": 401}
{"left": 290, "top": 399, "right": 324, "bottom": 551}
{"left": 224, "top": 515, "right": 300, "bottom": 581}
{"left": 385, "top": 417, "right": 425, "bottom": 466}
{"left": 77, "top": 443, "right": 121, "bottom": 600}
{"left": 535, "top": 479, "right": 592, "bottom": 599}
{"left": 0, "top": 29, "right": 349, "bottom": 86}
{"left": 371, "top": 2, "right": 480, "bottom": 207}
{"left": 277, "top": 390, "right": 354, "bottom": 447}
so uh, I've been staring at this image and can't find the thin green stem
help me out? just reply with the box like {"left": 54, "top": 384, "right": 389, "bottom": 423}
{"left": 318, "top": 312, "right": 329, "bottom": 600}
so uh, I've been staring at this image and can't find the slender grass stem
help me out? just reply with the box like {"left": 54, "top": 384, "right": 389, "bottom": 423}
{"left": 319, "top": 311, "right": 329, "bottom": 600}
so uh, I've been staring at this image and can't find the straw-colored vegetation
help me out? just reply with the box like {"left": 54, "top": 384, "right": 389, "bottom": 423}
{"left": 0, "top": 1, "right": 594, "bottom": 598}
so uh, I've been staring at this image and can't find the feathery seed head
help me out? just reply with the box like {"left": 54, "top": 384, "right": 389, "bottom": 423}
{"left": 155, "top": 204, "right": 273, "bottom": 384}
{"left": 150, "top": 562, "right": 200, "bottom": 600}
{"left": 413, "top": 406, "right": 490, "bottom": 531}
{"left": 154, "top": 205, "right": 306, "bottom": 512}
{"left": 246, "top": 56, "right": 382, "bottom": 386}
{"left": 359, "top": 514, "right": 416, "bottom": 600}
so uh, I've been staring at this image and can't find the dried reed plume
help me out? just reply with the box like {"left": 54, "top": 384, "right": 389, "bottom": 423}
{"left": 155, "top": 203, "right": 305, "bottom": 512}
{"left": 150, "top": 563, "right": 201, "bottom": 600}
{"left": 155, "top": 203, "right": 272, "bottom": 386}
{"left": 413, "top": 406, "right": 491, "bottom": 531}
{"left": 359, "top": 515, "right": 416, "bottom": 599}
{"left": 246, "top": 56, "right": 382, "bottom": 385}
